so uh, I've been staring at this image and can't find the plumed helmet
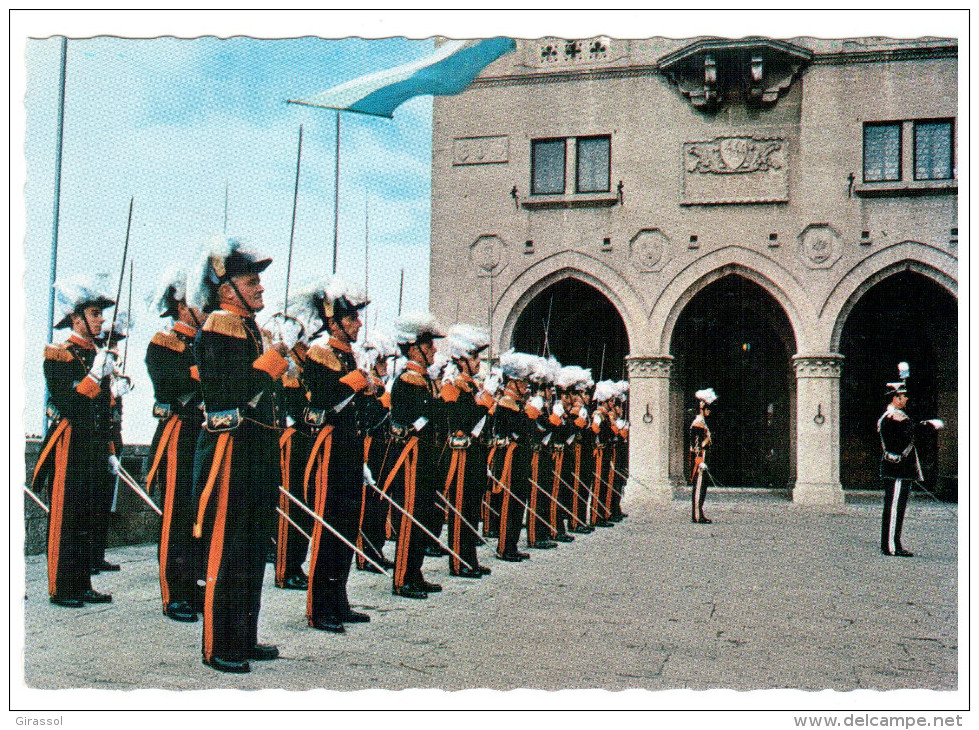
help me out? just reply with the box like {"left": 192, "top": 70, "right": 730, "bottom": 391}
{"left": 695, "top": 388, "right": 718, "bottom": 406}
{"left": 555, "top": 365, "right": 587, "bottom": 392}
{"left": 593, "top": 380, "right": 617, "bottom": 403}
{"left": 53, "top": 273, "right": 115, "bottom": 329}
{"left": 279, "top": 274, "right": 369, "bottom": 336}
{"left": 498, "top": 350, "right": 538, "bottom": 381}
{"left": 614, "top": 380, "right": 630, "bottom": 400}
{"left": 187, "top": 235, "right": 271, "bottom": 312}
{"left": 447, "top": 324, "right": 491, "bottom": 359}
{"left": 149, "top": 265, "right": 189, "bottom": 318}
{"left": 394, "top": 312, "right": 445, "bottom": 349}
{"left": 885, "top": 381, "right": 908, "bottom": 398}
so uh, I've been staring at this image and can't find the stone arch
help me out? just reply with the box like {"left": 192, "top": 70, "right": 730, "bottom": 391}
{"left": 823, "top": 242, "right": 958, "bottom": 352}
{"left": 495, "top": 251, "right": 646, "bottom": 352}
{"left": 653, "top": 246, "right": 813, "bottom": 354}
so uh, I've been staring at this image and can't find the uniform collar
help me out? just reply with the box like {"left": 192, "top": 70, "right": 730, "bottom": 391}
{"left": 328, "top": 336, "right": 352, "bottom": 354}
{"left": 172, "top": 321, "right": 198, "bottom": 338}
{"left": 67, "top": 333, "right": 96, "bottom": 350}
{"left": 220, "top": 303, "right": 252, "bottom": 319}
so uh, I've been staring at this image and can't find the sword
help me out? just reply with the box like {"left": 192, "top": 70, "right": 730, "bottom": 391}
{"left": 276, "top": 506, "right": 311, "bottom": 541}
{"left": 278, "top": 486, "right": 390, "bottom": 576}
{"left": 609, "top": 465, "right": 655, "bottom": 495}
{"left": 358, "top": 530, "right": 387, "bottom": 565}
{"left": 571, "top": 471, "right": 612, "bottom": 519}
{"left": 485, "top": 470, "right": 551, "bottom": 528}
{"left": 480, "top": 486, "right": 502, "bottom": 518}
{"left": 435, "top": 490, "right": 486, "bottom": 544}
{"left": 529, "top": 477, "right": 587, "bottom": 528}
{"left": 108, "top": 455, "right": 163, "bottom": 516}
{"left": 552, "top": 468, "right": 606, "bottom": 521}
{"left": 23, "top": 485, "right": 50, "bottom": 513}
{"left": 910, "top": 480, "right": 958, "bottom": 518}
{"left": 364, "top": 480, "right": 475, "bottom": 571}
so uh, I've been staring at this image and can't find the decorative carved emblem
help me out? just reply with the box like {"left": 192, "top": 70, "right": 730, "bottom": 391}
{"left": 453, "top": 136, "right": 509, "bottom": 166}
{"left": 682, "top": 137, "right": 788, "bottom": 205}
{"left": 625, "top": 356, "right": 674, "bottom": 378}
{"left": 686, "top": 137, "right": 784, "bottom": 175}
{"left": 529, "top": 37, "right": 626, "bottom": 68}
{"left": 469, "top": 234, "right": 509, "bottom": 278}
{"left": 797, "top": 224, "right": 842, "bottom": 270}
{"left": 792, "top": 355, "right": 844, "bottom": 378}
{"left": 629, "top": 229, "right": 671, "bottom": 273}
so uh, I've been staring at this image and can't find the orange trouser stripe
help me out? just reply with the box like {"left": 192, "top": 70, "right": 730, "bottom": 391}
{"left": 158, "top": 418, "right": 183, "bottom": 607}
{"left": 591, "top": 447, "right": 605, "bottom": 524}
{"left": 146, "top": 415, "right": 181, "bottom": 494}
{"left": 305, "top": 426, "right": 334, "bottom": 621}
{"left": 275, "top": 428, "right": 295, "bottom": 585}
{"left": 202, "top": 436, "right": 233, "bottom": 662}
{"left": 606, "top": 445, "right": 616, "bottom": 514}
{"left": 445, "top": 448, "right": 466, "bottom": 572}
{"left": 550, "top": 450, "right": 564, "bottom": 537}
{"left": 393, "top": 441, "right": 419, "bottom": 588}
{"left": 33, "top": 419, "right": 70, "bottom": 488}
{"left": 193, "top": 432, "right": 231, "bottom": 539}
{"left": 495, "top": 442, "right": 517, "bottom": 557}
{"left": 571, "top": 443, "right": 583, "bottom": 522}
{"left": 528, "top": 450, "right": 540, "bottom": 544}
{"left": 45, "top": 422, "right": 72, "bottom": 597}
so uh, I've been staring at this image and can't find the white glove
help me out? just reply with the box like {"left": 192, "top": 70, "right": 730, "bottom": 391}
{"left": 577, "top": 407, "right": 588, "bottom": 422}
{"left": 108, "top": 454, "right": 122, "bottom": 475}
{"left": 483, "top": 373, "right": 501, "bottom": 396}
{"left": 592, "top": 412, "right": 602, "bottom": 427}
{"left": 528, "top": 395, "right": 544, "bottom": 412}
{"left": 615, "top": 418, "right": 626, "bottom": 430}
{"left": 923, "top": 419, "right": 945, "bottom": 430}
{"left": 111, "top": 374, "right": 133, "bottom": 398}
{"left": 552, "top": 401, "right": 565, "bottom": 418}
{"left": 90, "top": 350, "right": 115, "bottom": 379}
{"left": 268, "top": 314, "right": 304, "bottom": 351}
{"left": 363, "top": 463, "right": 376, "bottom": 488}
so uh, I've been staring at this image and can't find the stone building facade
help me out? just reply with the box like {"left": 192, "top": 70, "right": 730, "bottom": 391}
{"left": 430, "top": 36, "right": 957, "bottom": 507}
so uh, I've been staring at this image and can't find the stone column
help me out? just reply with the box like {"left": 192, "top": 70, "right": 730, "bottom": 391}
{"left": 625, "top": 355, "right": 674, "bottom": 508}
{"left": 792, "top": 354, "right": 845, "bottom": 506}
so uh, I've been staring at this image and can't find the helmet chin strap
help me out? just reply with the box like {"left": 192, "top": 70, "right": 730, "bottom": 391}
{"left": 226, "top": 278, "right": 255, "bottom": 315}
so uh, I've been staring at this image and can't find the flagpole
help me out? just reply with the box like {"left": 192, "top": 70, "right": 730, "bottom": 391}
{"left": 363, "top": 193, "right": 369, "bottom": 333}
{"left": 223, "top": 181, "right": 229, "bottom": 234}
{"left": 44, "top": 35, "right": 68, "bottom": 430}
{"left": 332, "top": 111, "right": 341, "bottom": 274}
{"left": 285, "top": 125, "right": 303, "bottom": 315}
{"left": 398, "top": 267, "right": 404, "bottom": 316}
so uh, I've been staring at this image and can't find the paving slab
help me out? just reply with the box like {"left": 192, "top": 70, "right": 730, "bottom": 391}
{"left": 19, "top": 498, "right": 957, "bottom": 697}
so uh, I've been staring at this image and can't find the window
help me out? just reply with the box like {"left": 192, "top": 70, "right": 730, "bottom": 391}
{"left": 914, "top": 120, "right": 953, "bottom": 180}
{"left": 863, "top": 123, "right": 901, "bottom": 182}
{"left": 576, "top": 136, "right": 611, "bottom": 193}
{"left": 531, "top": 139, "right": 566, "bottom": 195}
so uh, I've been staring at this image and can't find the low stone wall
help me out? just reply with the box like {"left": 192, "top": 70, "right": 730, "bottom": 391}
{"left": 24, "top": 439, "right": 159, "bottom": 556}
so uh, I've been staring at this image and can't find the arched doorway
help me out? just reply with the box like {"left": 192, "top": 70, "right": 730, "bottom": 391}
{"left": 838, "top": 271, "right": 957, "bottom": 498}
{"left": 670, "top": 275, "right": 797, "bottom": 488}
{"left": 511, "top": 277, "right": 630, "bottom": 380}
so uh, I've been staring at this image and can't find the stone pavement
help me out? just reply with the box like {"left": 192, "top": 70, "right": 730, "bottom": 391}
{"left": 20, "top": 495, "right": 957, "bottom": 694}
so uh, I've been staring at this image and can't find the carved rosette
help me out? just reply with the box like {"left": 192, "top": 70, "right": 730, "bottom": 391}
{"left": 798, "top": 224, "right": 843, "bottom": 270}
{"left": 792, "top": 355, "right": 844, "bottom": 378}
{"left": 527, "top": 37, "right": 628, "bottom": 68}
{"left": 626, "top": 355, "right": 674, "bottom": 378}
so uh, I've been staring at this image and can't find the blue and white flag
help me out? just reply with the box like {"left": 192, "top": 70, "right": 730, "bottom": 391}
{"left": 290, "top": 38, "right": 516, "bottom": 118}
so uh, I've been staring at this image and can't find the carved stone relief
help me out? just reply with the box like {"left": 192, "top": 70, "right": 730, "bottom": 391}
{"left": 469, "top": 234, "right": 509, "bottom": 278}
{"left": 792, "top": 355, "right": 844, "bottom": 378}
{"left": 522, "top": 37, "right": 630, "bottom": 69}
{"left": 453, "top": 136, "right": 509, "bottom": 166}
{"left": 682, "top": 137, "right": 788, "bottom": 205}
{"left": 797, "top": 224, "right": 842, "bottom": 270}
{"left": 626, "top": 356, "right": 674, "bottom": 378}
{"left": 629, "top": 228, "right": 671, "bottom": 273}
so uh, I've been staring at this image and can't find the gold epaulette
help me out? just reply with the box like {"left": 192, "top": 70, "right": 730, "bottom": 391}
{"left": 150, "top": 330, "right": 186, "bottom": 353}
{"left": 44, "top": 344, "right": 73, "bottom": 362}
{"left": 399, "top": 371, "right": 427, "bottom": 387}
{"left": 497, "top": 395, "right": 520, "bottom": 412}
{"left": 203, "top": 311, "right": 247, "bottom": 339}
{"left": 282, "top": 373, "right": 302, "bottom": 388}
{"left": 307, "top": 345, "right": 342, "bottom": 371}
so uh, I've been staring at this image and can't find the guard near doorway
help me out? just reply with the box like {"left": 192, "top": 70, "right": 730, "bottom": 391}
{"left": 690, "top": 388, "right": 717, "bottom": 524}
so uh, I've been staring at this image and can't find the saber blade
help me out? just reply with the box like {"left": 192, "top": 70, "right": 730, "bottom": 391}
{"left": 109, "top": 456, "right": 163, "bottom": 516}
{"left": 278, "top": 486, "right": 389, "bottom": 576}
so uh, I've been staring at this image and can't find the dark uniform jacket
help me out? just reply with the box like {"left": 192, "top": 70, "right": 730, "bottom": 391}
{"left": 878, "top": 406, "right": 924, "bottom": 481}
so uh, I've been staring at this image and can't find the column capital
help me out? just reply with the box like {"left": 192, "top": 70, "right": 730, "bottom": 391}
{"left": 792, "top": 353, "right": 844, "bottom": 378}
{"left": 625, "top": 354, "right": 674, "bottom": 378}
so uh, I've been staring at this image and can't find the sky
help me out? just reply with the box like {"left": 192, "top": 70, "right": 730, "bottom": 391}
{"left": 22, "top": 33, "right": 436, "bottom": 443}
{"left": 16, "top": 9, "right": 964, "bottom": 446}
